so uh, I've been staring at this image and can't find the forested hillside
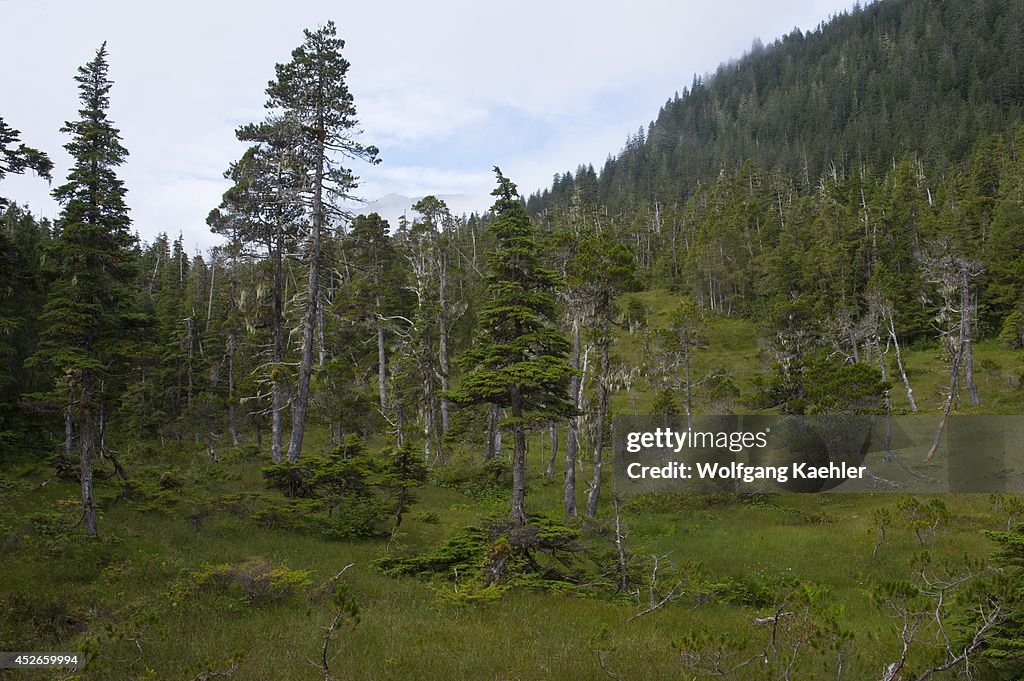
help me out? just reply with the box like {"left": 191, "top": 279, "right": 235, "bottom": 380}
{"left": 529, "top": 0, "right": 1024, "bottom": 215}
{"left": 2, "top": 1, "right": 1024, "bottom": 679}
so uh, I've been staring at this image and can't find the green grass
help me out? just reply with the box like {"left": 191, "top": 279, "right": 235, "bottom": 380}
{"left": 1, "top": 452, "right": 1015, "bottom": 680}
{"left": 2, "top": 289, "right": 1022, "bottom": 679}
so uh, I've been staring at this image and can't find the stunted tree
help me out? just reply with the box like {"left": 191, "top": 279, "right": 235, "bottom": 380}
{"left": 265, "top": 21, "right": 379, "bottom": 462}
{"left": 210, "top": 121, "right": 305, "bottom": 463}
{"left": 33, "top": 44, "right": 135, "bottom": 536}
{"left": 923, "top": 238, "right": 983, "bottom": 458}
{"left": 448, "top": 169, "right": 574, "bottom": 525}
{"left": 562, "top": 236, "right": 638, "bottom": 519}
{"left": 343, "top": 213, "right": 406, "bottom": 412}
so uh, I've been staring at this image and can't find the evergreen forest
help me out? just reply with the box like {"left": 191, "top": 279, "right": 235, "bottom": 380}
{"left": 2, "top": 1, "right": 1024, "bottom": 678}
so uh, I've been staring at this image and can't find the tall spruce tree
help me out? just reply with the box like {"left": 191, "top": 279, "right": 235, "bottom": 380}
{"left": 265, "top": 21, "right": 379, "bottom": 462}
{"left": 33, "top": 44, "right": 135, "bottom": 536}
{"left": 448, "top": 169, "right": 574, "bottom": 525}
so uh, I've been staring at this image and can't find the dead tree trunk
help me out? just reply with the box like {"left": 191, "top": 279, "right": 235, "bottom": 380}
{"left": 884, "top": 305, "right": 918, "bottom": 412}
{"left": 287, "top": 129, "right": 326, "bottom": 463}
{"left": 564, "top": 318, "right": 582, "bottom": 519}
{"left": 545, "top": 423, "right": 558, "bottom": 479}
{"left": 586, "top": 331, "right": 610, "bottom": 518}
{"left": 376, "top": 296, "right": 387, "bottom": 410}
{"left": 510, "top": 386, "right": 528, "bottom": 525}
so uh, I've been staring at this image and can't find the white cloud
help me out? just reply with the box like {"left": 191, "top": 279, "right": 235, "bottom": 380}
{"left": 2, "top": 0, "right": 860, "bottom": 251}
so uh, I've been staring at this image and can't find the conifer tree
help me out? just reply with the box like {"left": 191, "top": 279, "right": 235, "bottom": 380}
{"left": 33, "top": 44, "right": 135, "bottom": 535}
{"left": 265, "top": 21, "right": 379, "bottom": 462}
{"left": 448, "top": 169, "right": 574, "bottom": 525}
{"left": 210, "top": 130, "right": 303, "bottom": 462}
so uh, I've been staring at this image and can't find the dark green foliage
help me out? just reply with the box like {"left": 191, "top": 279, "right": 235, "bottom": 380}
{"left": 0, "top": 115, "right": 52, "bottom": 208}
{"left": 430, "top": 453, "right": 511, "bottom": 503}
{"left": 802, "top": 360, "right": 890, "bottom": 415}
{"left": 262, "top": 435, "right": 379, "bottom": 498}
{"left": 34, "top": 43, "right": 136, "bottom": 385}
{"left": 380, "top": 441, "right": 428, "bottom": 526}
{"left": 258, "top": 436, "right": 424, "bottom": 538}
{"left": 0, "top": 207, "right": 51, "bottom": 455}
{"left": 29, "top": 44, "right": 137, "bottom": 536}
{"left": 265, "top": 21, "right": 380, "bottom": 462}
{"left": 450, "top": 172, "right": 574, "bottom": 419}
{"left": 375, "top": 515, "right": 602, "bottom": 598}
{"left": 529, "top": 0, "right": 1024, "bottom": 217}
{"left": 448, "top": 169, "right": 574, "bottom": 524}
{"left": 976, "top": 524, "right": 1024, "bottom": 674}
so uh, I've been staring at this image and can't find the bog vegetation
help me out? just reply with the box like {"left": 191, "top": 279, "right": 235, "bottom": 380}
{"left": 2, "top": 1, "right": 1024, "bottom": 678}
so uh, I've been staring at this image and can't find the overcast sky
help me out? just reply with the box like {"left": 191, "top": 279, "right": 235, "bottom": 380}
{"left": 2, "top": 0, "right": 858, "bottom": 252}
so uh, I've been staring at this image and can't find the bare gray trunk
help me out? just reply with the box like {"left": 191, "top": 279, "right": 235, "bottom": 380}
{"left": 270, "top": 179, "right": 287, "bottom": 464}
{"left": 586, "top": 336, "right": 610, "bottom": 518}
{"left": 545, "top": 423, "right": 558, "bottom": 478}
{"left": 376, "top": 297, "right": 387, "bottom": 409}
{"left": 438, "top": 254, "right": 450, "bottom": 435}
{"left": 227, "top": 332, "right": 239, "bottom": 446}
{"left": 80, "top": 382, "right": 97, "bottom": 536}
{"left": 564, "top": 318, "right": 582, "bottom": 519}
{"left": 206, "top": 261, "right": 215, "bottom": 333}
{"left": 64, "top": 405, "right": 73, "bottom": 462}
{"left": 886, "top": 310, "right": 917, "bottom": 412}
{"left": 682, "top": 343, "right": 693, "bottom": 431}
{"left": 510, "top": 386, "right": 528, "bottom": 525}
{"left": 928, "top": 337, "right": 963, "bottom": 460}
{"left": 484, "top": 403, "right": 501, "bottom": 462}
{"left": 288, "top": 139, "right": 325, "bottom": 463}
{"left": 185, "top": 315, "right": 195, "bottom": 409}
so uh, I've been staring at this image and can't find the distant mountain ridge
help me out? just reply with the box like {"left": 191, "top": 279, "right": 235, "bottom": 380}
{"left": 528, "top": 0, "right": 1024, "bottom": 214}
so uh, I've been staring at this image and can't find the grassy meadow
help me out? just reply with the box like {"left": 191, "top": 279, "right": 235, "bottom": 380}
{"left": 2, "top": 290, "right": 1022, "bottom": 680}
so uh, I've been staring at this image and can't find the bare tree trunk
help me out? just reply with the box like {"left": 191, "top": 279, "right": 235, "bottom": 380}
{"left": 682, "top": 343, "right": 693, "bottom": 431}
{"left": 484, "top": 403, "right": 501, "bottom": 462}
{"left": 206, "top": 261, "right": 216, "bottom": 333}
{"left": 962, "top": 271, "right": 980, "bottom": 406}
{"left": 288, "top": 140, "right": 325, "bottom": 463}
{"left": 270, "top": 231, "right": 286, "bottom": 464}
{"left": 79, "top": 381, "right": 97, "bottom": 536}
{"left": 876, "top": 333, "right": 888, "bottom": 382}
{"left": 545, "top": 423, "right": 558, "bottom": 478}
{"left": 227, "top": 332, "right": 239, "bottom": 446}
{"left": 885, "top": 308, "right": 918, "bottom": 412}
{"left": 611, "top": 493, "right": 629, "bottom": 593}
{"left": 510, "top": 386, "right": 528, "bottom": 525}
{"left": 586, "top": 335, "right": 610, "bottom": 518}
{"left": 317, "top": 287, "right": 326, "bottom": 370}
{"left": 376, "top": 296, "right": 387, "bottom": 409}
{"left": 64, "top": 405, "right": 74, "bottom": 463}
{"left": 927, "top": 342, "right": 962, "bottom": 460}
{"left": 564, "top": 318, "right": 582, "bottom": 519}
{"left": 185, "top": 315, "right": 195, "bottom": 409}
{"left": 438, "top": 253, "right": 451, "bottom": 435}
